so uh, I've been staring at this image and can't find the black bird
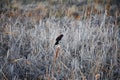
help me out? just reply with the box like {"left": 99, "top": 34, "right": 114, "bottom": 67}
{"left": 55, "top": 34, "right": 64, "bottom": 45}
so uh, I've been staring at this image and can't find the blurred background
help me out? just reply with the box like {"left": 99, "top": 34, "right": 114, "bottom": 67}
{"left": 0, "top": 0, "right": 120, "bottom": 80}
{"left": 0, "top": 0, "right": 120, "bottom": 10}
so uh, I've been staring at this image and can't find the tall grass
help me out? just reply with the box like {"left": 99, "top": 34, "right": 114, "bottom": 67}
{"left": 0, "top": 1, "right": 120, "bottom": 80}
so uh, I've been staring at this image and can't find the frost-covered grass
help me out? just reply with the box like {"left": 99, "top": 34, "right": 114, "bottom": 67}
{"left": 0, "top": 2, "right": 120, "bottom": 80}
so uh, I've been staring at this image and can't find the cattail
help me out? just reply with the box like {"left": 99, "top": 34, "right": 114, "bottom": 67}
{"left": 54, "top": 45, "right": 60, "bottom": 63}
{"left": 72, "top": 12, "right": 80, "bottom": 20}
{"left": 95, "top": 73, "right": 100, "bottom": 80}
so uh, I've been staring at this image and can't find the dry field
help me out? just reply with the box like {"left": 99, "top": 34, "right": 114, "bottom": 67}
{"left": 0, "top": 0, "right": 120, "bottom": 80}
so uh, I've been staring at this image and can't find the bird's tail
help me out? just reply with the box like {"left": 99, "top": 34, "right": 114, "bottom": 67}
{"left": 55, "top": 41, "right": 58, "bottom": 45}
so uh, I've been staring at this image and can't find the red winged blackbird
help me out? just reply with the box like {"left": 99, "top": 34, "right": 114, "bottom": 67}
{"left": 55, "top": 34, "right": 64, "bottom": 45}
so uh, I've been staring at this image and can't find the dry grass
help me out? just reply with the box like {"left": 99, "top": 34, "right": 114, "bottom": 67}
{"left": 0, "top": 0, "right": 120, "bottom": 80}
